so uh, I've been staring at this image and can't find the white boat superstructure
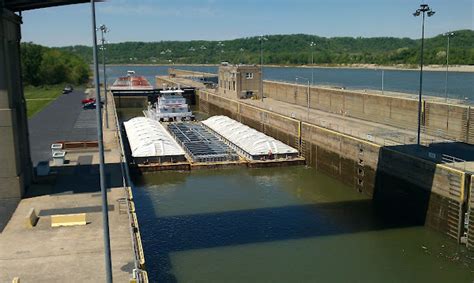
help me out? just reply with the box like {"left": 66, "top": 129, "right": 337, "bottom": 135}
{"left": 145, "top": 88, "right": 194, "bottom": 122}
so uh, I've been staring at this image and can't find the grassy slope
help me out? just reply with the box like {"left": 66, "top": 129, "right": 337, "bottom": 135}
{"left": 24, "top": 85, "right": 64, "bottom": 118}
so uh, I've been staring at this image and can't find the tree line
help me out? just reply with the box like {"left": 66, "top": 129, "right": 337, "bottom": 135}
{"left": 21, "top": 42, "right": 90, "bottom": 86}
{"left": 58, "top": 29, "right": 474, "bottom": 66}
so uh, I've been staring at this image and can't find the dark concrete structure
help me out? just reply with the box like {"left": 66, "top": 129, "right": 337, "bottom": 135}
{"left": 0, "top": 0, "right": 90, "bottom": 226}
{"left": 0, "top": 8, "right": 32, "bottom": 207}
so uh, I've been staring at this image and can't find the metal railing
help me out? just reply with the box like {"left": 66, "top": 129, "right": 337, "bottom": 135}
{"left": 441, "top": 154, "right": 469, "bottom": 172}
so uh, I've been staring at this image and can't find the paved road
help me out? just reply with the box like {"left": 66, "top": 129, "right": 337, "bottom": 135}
{"left": 28, "top": 89, "right": 97, "bottom": 167}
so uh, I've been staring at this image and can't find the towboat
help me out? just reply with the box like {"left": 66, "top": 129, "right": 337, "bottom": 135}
{"left": 144, "top": 88, "right": 194, "bottom": 122}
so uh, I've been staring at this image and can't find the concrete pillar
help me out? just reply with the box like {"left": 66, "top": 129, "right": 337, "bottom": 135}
{"left": 0, "top": 9, "right": 32, "bottom": 200}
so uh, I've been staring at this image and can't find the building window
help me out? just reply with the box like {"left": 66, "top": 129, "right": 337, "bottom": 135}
{"left": 245, "top": 72, "right": 254, "bottom": 79}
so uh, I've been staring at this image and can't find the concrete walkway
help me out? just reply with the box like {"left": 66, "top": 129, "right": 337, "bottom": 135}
{"left": 0, "top": 90, "right": 135, "bottom": 282}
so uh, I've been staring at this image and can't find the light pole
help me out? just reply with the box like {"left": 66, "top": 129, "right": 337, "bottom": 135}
{"left": 296, "top": 76, "right": 311, "bottom": 118}
{"left": 239, "top": 48, "right": 245, "bottom": 64}
{"left": 90, "top": 1, "right": 112, "bottom": 282}
{"left": 217, "top": 41, "right": 225, "bottom": 63}
{"left": 413, "top": 3, "right": 435, "bottom": 146}
{"left": 381, "top": 69, "right": 384, "bottom": 95}
{"left": 444, "top": 31, "right": 455, "bottom": 102}
{"left": 259, "top": 35, "right": 268, "bottom": 102}
{"left": 99, "top": 24, "right": 109, "bottom": 129}
{"left": 200, "top": 45, "right": 210, "bottom": 73}
{"left": 310, "top": 41, "right": 315, "bottom": 85}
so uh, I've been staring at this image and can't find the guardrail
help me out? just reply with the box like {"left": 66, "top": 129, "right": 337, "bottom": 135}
{"left": 110, "top": 93, "right": 148, "bottom": 282}
{"left": 441, "top": 154, "right": 471, "bottom": 173}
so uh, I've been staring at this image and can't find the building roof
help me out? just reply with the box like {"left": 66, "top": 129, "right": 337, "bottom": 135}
{"left": 123, "top": 117, "right": 185, "bottom": 158}
{"left": 3, "top": 0, "right": 98, "bottom": 12}
{"left": 202, "top": 115, "right": 298, "bottom": 156}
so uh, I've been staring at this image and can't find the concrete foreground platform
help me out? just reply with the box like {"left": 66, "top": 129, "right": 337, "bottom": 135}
{"left": 0, "top": 90, "right": 137, "bottom": 282}
{"left": 0, "top": 188, "right": 134, "bottom": 282}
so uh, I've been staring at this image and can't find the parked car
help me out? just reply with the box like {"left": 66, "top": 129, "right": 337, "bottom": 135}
{"left": 62, "top": 85, "right": 73, "bottom": 94}
{"left": 83, "top": 101, "right": 104, "bottom": 109}
{"left": 81, "top": 98, "right": 96, "bottom": 105}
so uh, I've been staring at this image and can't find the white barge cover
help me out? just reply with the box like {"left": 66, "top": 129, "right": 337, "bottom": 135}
{"left": 202, "top": 115, "right": 298, "bottom": 158}
{"left": 123, "top": 117, "right": 185, "bottom": 158}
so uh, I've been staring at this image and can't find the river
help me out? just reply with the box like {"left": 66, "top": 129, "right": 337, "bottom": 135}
{"left": 132, "top": 167, "right": 474, "bottom": 282}
{"left": 115, "top": 66, "right": 474, "bottom": 282}
{"left": 107, "top": 65, "right": 474, "bottom": 102}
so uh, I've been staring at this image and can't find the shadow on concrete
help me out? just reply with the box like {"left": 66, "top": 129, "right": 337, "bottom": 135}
{"left": 0, "top": 199, "right": 20, "bottom": 233}
{"left": 373, "top": 144, "right": 440, "bottom": 246}
{"left": 38, "top": 205, "right": 115, "bottom": 216}
{"left": 25, "top": 163, "right": 124, "bottom": 198}
{"left": 387, "top": 141, "right": 474, "bottom": 164}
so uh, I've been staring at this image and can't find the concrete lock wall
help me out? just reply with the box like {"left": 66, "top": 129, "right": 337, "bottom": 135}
{"left": 0, "top": 10, "right": 32, "bottom": 200}
{"left": 198, "top": 89, "right": 471, "bottom": 244}
{"left": 263, "top": 81, "right": 473, "bottom": 144}
{"left": 113, "top": 96, "right": 148, "bottom": 109}
{"left": 468, "top": 176, "right": 474, "bottom": 249}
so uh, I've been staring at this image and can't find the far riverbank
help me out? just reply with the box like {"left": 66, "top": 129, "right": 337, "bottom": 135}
{"left": 106, "top": 63, "right": 474, "bottom": 73}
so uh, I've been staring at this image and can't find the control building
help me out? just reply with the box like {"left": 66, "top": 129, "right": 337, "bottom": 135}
{"left": 218, "top": 63, "right": 262, "bottom": 99}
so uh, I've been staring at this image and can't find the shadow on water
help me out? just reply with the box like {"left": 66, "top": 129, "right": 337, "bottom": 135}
{"left": 134, "top": 178, "right": 425, "bottom": 282}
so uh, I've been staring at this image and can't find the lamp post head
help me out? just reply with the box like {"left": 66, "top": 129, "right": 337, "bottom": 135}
{"left": 413, "top": 4, "right": 435, "bottom": 17}
{"left": 99, "top": 24, "right": 109, "bottom": 33}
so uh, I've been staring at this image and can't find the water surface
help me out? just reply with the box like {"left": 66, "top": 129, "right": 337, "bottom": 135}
{"left": 107, "top": 65, "right": 474, "bottom": 102}
{"left": 133, "top": 167, "right": 474, "bottom": 283}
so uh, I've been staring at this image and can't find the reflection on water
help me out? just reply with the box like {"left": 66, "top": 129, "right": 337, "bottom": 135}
{"left": 132, "top": 167, "right": 474, "bottom": 283}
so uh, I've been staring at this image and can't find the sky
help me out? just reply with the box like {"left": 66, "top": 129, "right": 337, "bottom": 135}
{"left": 20, "top": 0, "right": 474, "bottom": 47}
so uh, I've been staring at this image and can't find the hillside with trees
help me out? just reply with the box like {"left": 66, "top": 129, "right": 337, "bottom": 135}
{"left": 21, "top": 42, "right": 90, "bottom": 86}
{"left": 58, "top": 30, "right": 474, "bottom": 66}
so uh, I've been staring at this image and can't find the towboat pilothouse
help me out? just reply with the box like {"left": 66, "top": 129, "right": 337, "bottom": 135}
{"left": 145, "top": 88, "right": 194, "bottom": 122}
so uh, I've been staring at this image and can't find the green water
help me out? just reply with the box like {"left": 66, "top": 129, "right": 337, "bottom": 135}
{"left": 132, "top": 167, "right": 474, "bottom": 283}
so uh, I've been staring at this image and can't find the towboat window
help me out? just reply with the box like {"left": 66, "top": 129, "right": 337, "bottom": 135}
{"left": 245, "top": 73, "right": 254, "bottom": 79}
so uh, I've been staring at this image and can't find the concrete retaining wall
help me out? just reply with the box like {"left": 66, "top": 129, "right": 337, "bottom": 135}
{"left": 0, "top": 10, "right": 32, "bottom": 202}
{"left": 467, "top": 176, "right": 474, "bottom": 249}
{"left": 113, "top": 96, "right": 148, "bottom": 109}
{"left": 198, "top": 89, "right": 471, "bottom": 244}
{"left": 263, "top": 80, "right": 473, "bottom": 144}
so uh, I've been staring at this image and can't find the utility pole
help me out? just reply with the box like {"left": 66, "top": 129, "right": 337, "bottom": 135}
{"left": 444, "top": 31, "right": 455, "bottom": 102}
{"left": 310, "top": 41, "right": 315, "bottom": 85}
{"left": 259, "top": 35, "right": 267, "bottom": 102}
{"left": 99, "top": 24, "right": 109, "bottom": 128}
{"left": 413, "top": 3, "right": 435, "bottom": 146}
{"left": 296, "top": 76, "right": 311, "bottom": 118}
{"left": 381, "top": 69, "right": 384, "bottom": 95}
{"left": 90, "top": 1, "right": 113, "bottom": 282}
